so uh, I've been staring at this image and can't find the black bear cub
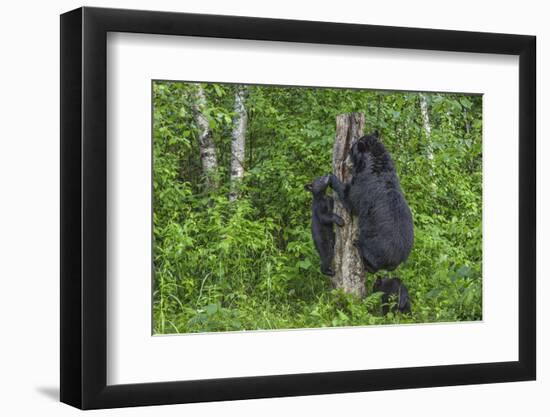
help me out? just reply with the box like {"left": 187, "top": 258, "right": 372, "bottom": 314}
{"left": 372, "top": 277, "right": 411, "bottom": 315}
{"left": 329, "top": 132, "right": 414, "bottom": 273}
{"left": 305, "top": 175, "right": 345, "bottom": 276}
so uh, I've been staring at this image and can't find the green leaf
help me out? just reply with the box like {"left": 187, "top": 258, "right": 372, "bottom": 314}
{"left": 457, "top": 265, "right": 471, "bottom": 278}
{"left": 459, "top": 97, "right": 473, "bottom": 109}
{"left": 205, "top": 304, "right": 219, "bottom": 315}
{"left": 297, "top": 259, "right": 312, "bottom": 270}
{"left": 213, "top": 84, "right": 224, "bottom": 97}
{"left": 337, "top": 310, "right": 349, "bottom": 321}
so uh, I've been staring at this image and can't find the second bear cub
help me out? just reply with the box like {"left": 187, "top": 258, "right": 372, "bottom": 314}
{"left": 372, "top": 277, "right": 411, "bottom": 314}
{"left": 305, "top": 175, "right": 345, "bottom": 276}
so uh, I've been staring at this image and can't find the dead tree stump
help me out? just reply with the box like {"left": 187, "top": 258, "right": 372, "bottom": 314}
{"left": 331, "top": 113, "right": 366, "bottom": 298}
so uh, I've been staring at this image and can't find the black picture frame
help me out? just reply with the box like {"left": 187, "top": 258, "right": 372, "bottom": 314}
{"left": 60, "top": 6, "right": 536, "bottom": 410}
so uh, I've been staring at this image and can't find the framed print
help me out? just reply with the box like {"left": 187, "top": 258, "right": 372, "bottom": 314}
{"left": 60, "top": 6, "right": 536, "bottom": 410}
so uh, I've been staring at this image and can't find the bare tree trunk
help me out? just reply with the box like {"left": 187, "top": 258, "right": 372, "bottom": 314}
{"left": 229, "top": 86, "right": 248, "bottom": 202}
{"left": 191, "top": 83, "right": 218, "bottom": 188}
{"left": 331, "top": 113, "right": 366, "bottom": 298}
{"left": 419, "top": 94, "right": 434, "bottom": 161}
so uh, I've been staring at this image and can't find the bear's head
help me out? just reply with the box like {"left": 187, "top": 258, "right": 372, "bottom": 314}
{"left": 304, "top": 175, "right": 331, "bottom": 195}
{"left": 372, "top": 276, "right": 386, "bottom": 293}
{"left": 349, "top": 131, "right": 388, "bottom": 173}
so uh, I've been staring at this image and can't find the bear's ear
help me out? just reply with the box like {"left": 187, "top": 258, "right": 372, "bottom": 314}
{"left": 304, "top": 183, "right": 313, "bottom": 192}
{"left": 373, "top": 130, "right": 380, "bottom": 138}
{"left": 356, "top": 140, "right": 367, "bottom": 153}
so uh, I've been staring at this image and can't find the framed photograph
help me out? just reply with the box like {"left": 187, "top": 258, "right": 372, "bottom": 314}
{"left": 60, "top": 6, "right": 536, "bottom": 410}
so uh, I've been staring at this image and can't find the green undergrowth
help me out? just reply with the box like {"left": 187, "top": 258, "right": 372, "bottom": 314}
{"left": 153, "top": 82, "right": 482, "bottom": 334}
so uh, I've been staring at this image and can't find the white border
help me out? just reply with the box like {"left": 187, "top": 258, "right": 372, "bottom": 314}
{"left": 107, "top": 32, "right": 519, "bottom": 385}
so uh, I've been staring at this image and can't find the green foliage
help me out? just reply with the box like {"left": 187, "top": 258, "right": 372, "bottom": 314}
{"left": 152, "top": 81, "right": 482, "bottom": 334}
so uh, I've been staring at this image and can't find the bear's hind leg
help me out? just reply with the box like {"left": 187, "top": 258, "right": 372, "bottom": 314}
{"left": 320, "top": 258, "right": 334, "bottom": 276}
{"left": 318, "top": 240, "right": 335, "bottom": 276}
{"left": 353, "top": 240, "right": 380, "bottom": 273}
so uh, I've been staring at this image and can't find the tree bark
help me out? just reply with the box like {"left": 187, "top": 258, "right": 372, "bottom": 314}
{"left": 419, "top": 94, "right": 434, "bottom": 161}
{"left": 191, "top": 83, "right": 218, "bottom": 188}
{"left": 331, "top": 113, "right": 366, "bottom": 298}
{"left": 229, "top": 86, "right": 248, "bottom": 202}
{"left": 419, "top": 93, "right": 437, "bottom": 193}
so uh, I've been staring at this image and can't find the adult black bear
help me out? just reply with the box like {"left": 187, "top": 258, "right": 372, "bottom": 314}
{"left": 372, "top": 277, "right": 411, "bottom": 314}
{"left": 305, "top": 175, "right": 345, "bottom": 276}
{"left": 329, "top": 132, "right": 414, "bottom": 273}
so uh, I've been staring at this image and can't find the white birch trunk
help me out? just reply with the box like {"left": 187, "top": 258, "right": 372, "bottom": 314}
{"left": 419, "top": 94, "right": 434, "bottom": 162}
{"left": 191, "top": 83, "right": 218, "bottom": 188}
{"left": 332, "top": 113, "right": 366, "bottom": 298}
{"left": 229, "top": 86, "right": 248, "bottom": 202}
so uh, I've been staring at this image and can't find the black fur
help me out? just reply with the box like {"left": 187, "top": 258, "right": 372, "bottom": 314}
{"left": 373, "top": 277, "right": 411, "bottom": 314}
{"left": 329, "top": 132, "right": 414, "bottom": 273}
{"left": 305, "top": 175, "right": 345, "bottom": 276}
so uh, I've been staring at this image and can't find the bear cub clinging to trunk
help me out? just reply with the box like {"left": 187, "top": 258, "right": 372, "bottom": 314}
{"left": 305, "top": 175, "right": 345, "bottom": 276}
